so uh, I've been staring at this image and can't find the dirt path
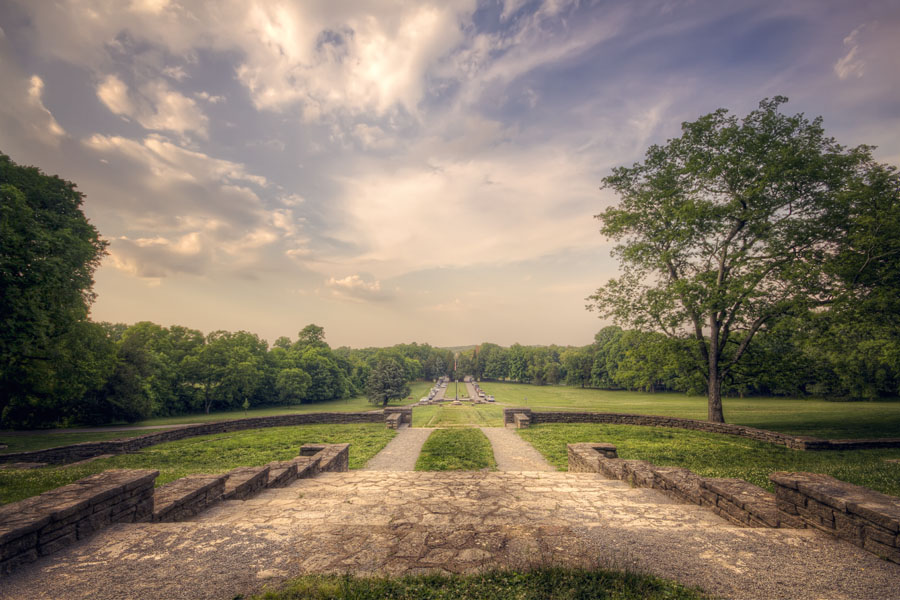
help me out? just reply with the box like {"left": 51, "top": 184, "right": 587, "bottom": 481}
{"left": 362, "top": 427, "right": 433, "bottom": 471}
{"left": 480, "top": 427, "right": 555, "bottom": 471}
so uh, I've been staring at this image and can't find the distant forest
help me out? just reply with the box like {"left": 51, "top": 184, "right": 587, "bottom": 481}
{"left": 4, "top": 313, "right": 895, "bottom": 429}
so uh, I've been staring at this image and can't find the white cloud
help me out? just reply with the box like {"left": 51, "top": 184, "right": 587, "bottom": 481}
{"left": 96, "top": 76, "right": 209, "bottom": 138}
{"left": 26, "top": 75, "right": 66, "bottom": 144}
{"left": 834, "top": 25, "right": 866, "bottom": 79}
{"left": 325, "top": 274, "right": 391, "bottom": 302}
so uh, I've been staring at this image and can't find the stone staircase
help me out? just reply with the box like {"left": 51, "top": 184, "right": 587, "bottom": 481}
{"left": 4, "top": 469, "right": 899, "bottom": 600}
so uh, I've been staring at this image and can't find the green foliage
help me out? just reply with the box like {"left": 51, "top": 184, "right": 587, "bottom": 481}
{"left": 0, "top": 424, "right": 395, "bottom": 504}
{"left": 0, "top": 154, "right": 107, "bottom": 427}
{"left": 588, "top": 97, "right": 898, "bottom": 422}
{"left": 519, "top": 423, "right": 900, "bottom": 496}
{"left": 249, "top": 568, "right": 711, "bottom": 600}
{"left": 365, "top": 358, "right": 411, "bottom": 406}
{"left": 415, "top": 428, "right": 497, "bottom": 471}
{"left": 275, "top": 368, "right": 312, "bottom": 404}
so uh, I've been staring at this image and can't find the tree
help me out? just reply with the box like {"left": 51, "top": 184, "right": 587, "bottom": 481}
{"left": 588, "top": 97, "right": 889, "bottom": 422}
{"left": 1, "top": 153, "right": 107, "bottom": 426}
{"left": 276, "top": 368, "right": 312, "bottom": 404}
{"left": 365, "top": 358, "right": 410, "bottom": 406}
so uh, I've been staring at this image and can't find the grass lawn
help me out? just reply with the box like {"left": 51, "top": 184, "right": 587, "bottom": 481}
{"left": 415, "top": 428, "right": 497, "bottom": 471}
{"left": 247, "top": 568, "right": 712, "bottom": 600}
{"left": 0, "top": 428, "right": 183, "bottom": 454}
{"left": 481, "top": 382, "right": 900, "bottom": 439}
{"left": 0, "top": 424, "right": 395, "bottom": 505}
{"left": 412, "top": 404, "right": 504, "bottom": 427}
{"left": 519, "top": 423, "right": 900, "bottom": 496}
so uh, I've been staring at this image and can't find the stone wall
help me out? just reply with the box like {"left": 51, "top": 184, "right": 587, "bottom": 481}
{"left": 383, "top": 407, "right": 413, "bottom": 426}
{"left": 0, "top": 443, "right": 353, "bottom": 576}
{"left": 0, "top": 469, "right": 157, "bottom": 575}
{"left": 771, "top": 472, "right": 900, "bottom": 564}
{"left": 567, "top": 443, "right": 802, "bottom": 529}
{"left": 0, "top": 411, "right": 385, "bottom": 466}
{"left": 509, "top": 408, "right": 900, "bottom": 450}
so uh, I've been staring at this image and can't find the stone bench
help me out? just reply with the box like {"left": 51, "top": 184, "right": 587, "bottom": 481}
{"left": 0, "top": 469, "right": 157, "bottom": 575}
{"left": 771, "top": 471, "right": 900, "bottom": 564}
{"left": 223, "top": 466, "right": 270, "bottom": 500}
{"left": 152, "top": 474, "right": 226, "bottom": 522}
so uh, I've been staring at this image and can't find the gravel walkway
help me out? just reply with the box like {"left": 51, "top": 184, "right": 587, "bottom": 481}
{"left": 480, "top": 427, "right": 555, "bottom": 471}
{"left": 362, "top": 427, "right": 434, "bottom": 471}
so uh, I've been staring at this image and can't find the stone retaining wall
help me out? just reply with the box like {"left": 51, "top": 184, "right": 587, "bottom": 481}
{"left": 0, "top": 411, "right": 385, "bottom": 466}
{"left": 771, "top": 471, "right": 900, "bottom": 564}
{"left": 510, "top": 408, "right": 900, "bottom": 450}
{"left": 567, "top": 443, "right": 802, "bottom": 529}
{"left": 383, "top": 407, "right": 413, "bottom": 426}
{"left": 0, "top": 443, "right": 353, "bottom": 576}
{"left": 0, "top": 469, "right": 157, "bottom": 576}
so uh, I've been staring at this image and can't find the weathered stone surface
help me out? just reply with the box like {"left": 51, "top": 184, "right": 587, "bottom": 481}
{"left": 0, "top": 469, "right": 158, "bottom": 575}
{"left": 3, "top": 471, "right": 899, "bottom": 599}
{"left": 771, "top": 471, "right": 900, "bottom": 564}
{"left": 223, "top": 466, "right": 270, "bottom": 501}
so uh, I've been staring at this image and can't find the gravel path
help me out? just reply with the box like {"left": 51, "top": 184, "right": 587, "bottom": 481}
{"left": 362, "top": 427, "right": 434, "bottom": 471}
{"left": 480, "top": 427, "right": 555, "bottom": 471}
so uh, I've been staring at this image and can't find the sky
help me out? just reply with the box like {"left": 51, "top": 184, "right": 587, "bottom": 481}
{"left": 1, "top": 0, "right": 899, "bottom": 349}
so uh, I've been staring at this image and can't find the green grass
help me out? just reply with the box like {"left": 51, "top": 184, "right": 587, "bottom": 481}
{"left": 248, "top": 568, "right": 712, "bottom": 600}
{"left": 0, "top": 428, "right": 183, "bottom": 454}
{"left": 412, "top": 404, "right": 504, "bottom": 427}
{"left": 519, "top": 423, "right": 900, "bottom": 496}
{"left": 481, "top": 382, "right": 900, "bottom": 439}
{"left": 0, "top": 424, "right": 395, "bottom": 505}
{"left": 415, "top": 428, "right": 497, "bottom": 471}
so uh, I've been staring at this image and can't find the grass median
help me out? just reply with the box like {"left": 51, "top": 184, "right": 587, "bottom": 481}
{"left": 519, "top": 423, "right": 900, "bottom": 496}
{"left": 247, "top": 568, "right": 712, "bottom": 599}
{"left": 0, "top": 423, "right": 395, "bottom": 504}
{"left": 415, "top": 428, "right": 497, "bottom": 471}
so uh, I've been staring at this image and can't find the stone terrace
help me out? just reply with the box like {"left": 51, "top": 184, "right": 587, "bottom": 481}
{"left": 2, "top": 470, "right": 899, "bottom": 600}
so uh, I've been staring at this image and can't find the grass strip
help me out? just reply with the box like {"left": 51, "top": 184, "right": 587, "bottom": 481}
{"left": 0, "top": 424, "right": 395, "bottom": 504}
{"left": 415, "top": 428, "right": 497, "bottom": 471}
{"left": 519, "top": 423, "right": 900, "bottom": 496}
{"left": 412, "top": 404, "right": 504, "bottom": 427}
{"left": 246, "top": 568, "right": 713, "bottom": 600}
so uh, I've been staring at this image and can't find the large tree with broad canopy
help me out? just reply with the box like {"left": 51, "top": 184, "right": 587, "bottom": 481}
{"left": 588, "top": 97, "right": 898, "bottom": 422}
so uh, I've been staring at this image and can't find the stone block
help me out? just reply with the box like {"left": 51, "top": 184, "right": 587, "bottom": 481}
{"left": 863, "top": 537, "right": 900, "bottom": 564}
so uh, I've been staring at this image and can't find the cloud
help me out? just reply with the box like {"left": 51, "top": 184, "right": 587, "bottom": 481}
{"left": 96, "top": 75, "right": 209, "bottom": 138}
{"left": 325, "top": 274, "right": 391, "bottom": 302}
{"left": 0, "top": 35, "right": 66, "bottom": 149}
{"left": 834, "top": 25, "right": 865, "bottom": 79}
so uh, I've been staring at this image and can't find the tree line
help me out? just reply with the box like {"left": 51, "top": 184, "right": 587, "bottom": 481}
{"left": 454, "top": 316, "right": 899, "bottom": 401}
{"left": 1, "top": 319, "right": 453, "bottom": 428}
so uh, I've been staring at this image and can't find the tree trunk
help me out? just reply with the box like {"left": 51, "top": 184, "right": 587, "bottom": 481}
{"left": 707, "top": 372, "right": 725, "bottom": 423}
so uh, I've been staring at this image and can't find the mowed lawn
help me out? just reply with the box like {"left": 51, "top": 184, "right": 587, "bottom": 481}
{"left": 412, "top": 404, "right": 504, "bottom": 427}
{"left": 415, "top": 428, "right": 497, "bottom": 471}
{"left": 481, "top": 382, "right": 900, "bottom": 439}
{"left": 520, "top": 423, "right": 900, "bottom": 496}
{"left": 0, "top": 424, "right": 395, "bottom": 505}
{"left": 0, "top": 381, "right": 432, "bottom": 455}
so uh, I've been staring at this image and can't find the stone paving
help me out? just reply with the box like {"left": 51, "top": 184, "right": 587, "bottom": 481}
{"left": 480, "top": 426, "right": 555, "bottom": 471}
{"left": 362, "top": 427, "right": 433, "bottom": 471}
{"left": 3, "top": 470, "right": 900, "bottom": 600}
